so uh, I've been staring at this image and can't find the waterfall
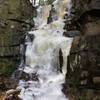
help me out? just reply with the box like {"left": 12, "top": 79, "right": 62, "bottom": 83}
{"left": 17, "top": 0, "right": 73, "bottom": 100}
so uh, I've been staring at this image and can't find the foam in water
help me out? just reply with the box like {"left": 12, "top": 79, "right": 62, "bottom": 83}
{"left": 18, "top": 0, "right": 73, "bottom": 100}
{"left": 34, "top": 5, "right": 51, "bottom": 28}
{"left": 29, "top": 0, "right": 40, "bottom": 6}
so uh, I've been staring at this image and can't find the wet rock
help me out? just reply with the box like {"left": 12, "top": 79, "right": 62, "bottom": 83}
{"left": 13, "top": 70, "right": 30, "bottom": 81}
{"left": 6, "top": 89, "right": 20, "bottom": 96}
{"left": 25, "top": 33, "right": 35, "bottom": 43}
{"left": 66, "top": 30, "right": 80, "bottom": 37}
{"left": 29, "top": 73, "right": 39, "bottom": 81}
{"left": 13, "top": 70, "right": 38, "bottom": 82}
{"left": 0, "top": 0, "right": 34, "bottom": 76}
{"left": 73, "top": 0, "right": 100, "bottom": 19}
{"left": 4, "top": 89, "right": 21, "bottom": 100}
{"left": 66, "top": 35, "right": 100, "bottom": 99}
{"left": 59, "top": 49, "right": 63, "bottom": 73}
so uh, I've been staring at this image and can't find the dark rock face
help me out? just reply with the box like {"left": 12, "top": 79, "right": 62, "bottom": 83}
{"left": 72, "top": 0, "right": 100, "bottom": 18}
{"left": 65, "top": 35, "right": 100, "bottom": 99}
{"left": 65, "top": 0, "right": 100, "bottom": 99}
{"left": 0, "top": 0, "right": 34, "bottom": 76}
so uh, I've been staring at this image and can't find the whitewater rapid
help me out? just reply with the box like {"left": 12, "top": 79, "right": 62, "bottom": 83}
{"left": 17, "top": 0, "right": 73, "bottom": 100}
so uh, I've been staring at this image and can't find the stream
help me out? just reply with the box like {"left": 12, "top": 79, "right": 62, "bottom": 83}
{"left": 17, "top": 0, "right": 73, "bottom": 100}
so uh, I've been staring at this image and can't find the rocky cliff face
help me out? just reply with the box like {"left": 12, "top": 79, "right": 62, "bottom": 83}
{"left": 0, "top": 0, "right": 34, "bottom": 76}
{"left": 72, "top": 0, "right": 100, "bottom": 18}
{"left": 65, "top": 0, "right": 100, "bottom": 99}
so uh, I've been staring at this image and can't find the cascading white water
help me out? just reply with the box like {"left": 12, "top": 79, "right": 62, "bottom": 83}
{"left": 17, "top": 0, "right": 73, "bottom": 100}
